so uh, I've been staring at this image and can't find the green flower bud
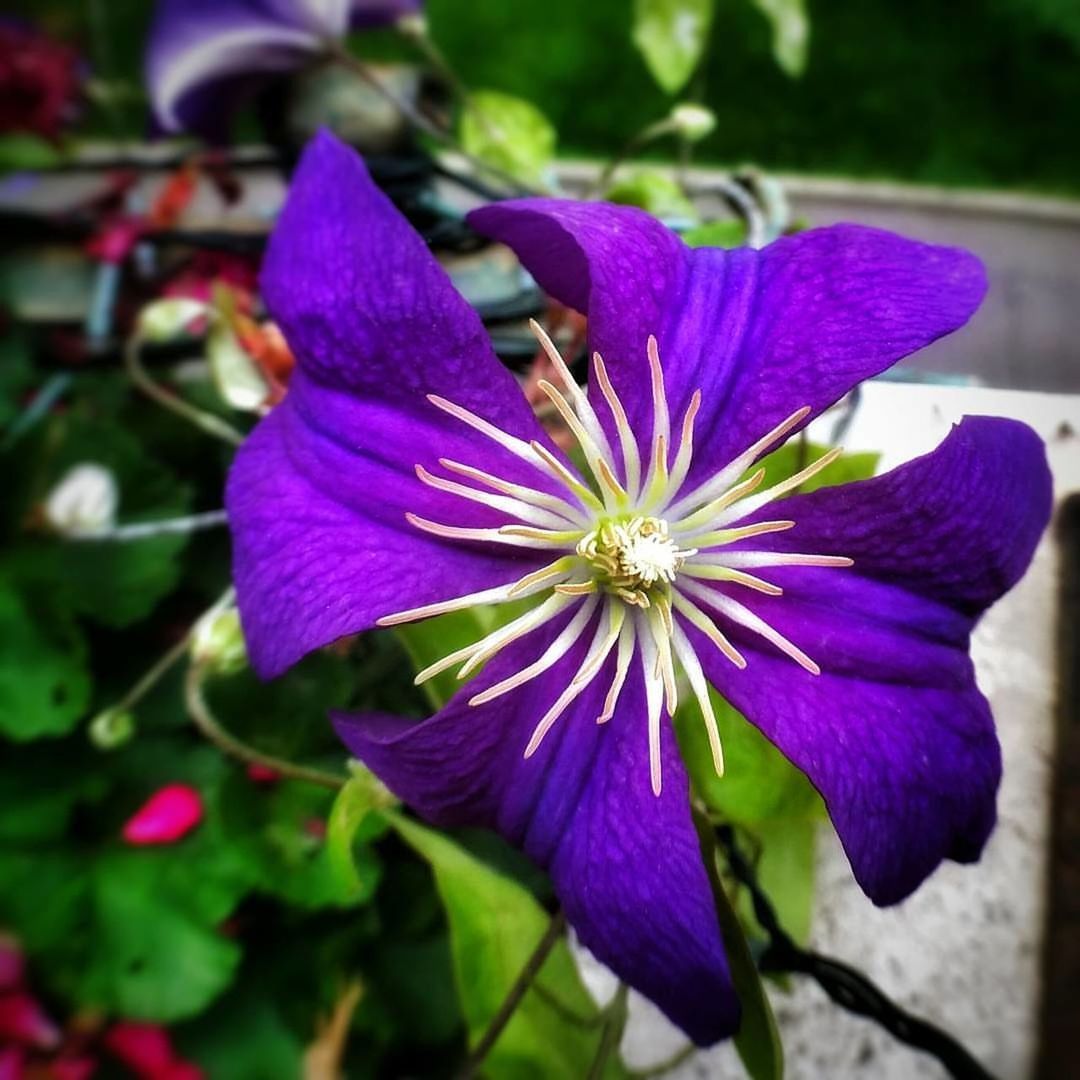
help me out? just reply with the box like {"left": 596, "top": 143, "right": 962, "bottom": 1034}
{"left": 669, "top": 103, "right": 717, "bottom": 142}
{"left": 89, "top": 707, "right": 136, "bottom": 750}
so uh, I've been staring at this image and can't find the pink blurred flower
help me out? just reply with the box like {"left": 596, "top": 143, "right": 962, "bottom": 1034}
{"left": 104, "top": 1022, "right": 203, "bottom": 1080}
{"left": 121, "top": 786, "right": 203, "bottom": 846}
{"left": 0, "top": 990, "right": 61, "bottom": 1050}
{"left": 245, "top": 763, "right": 279, "bottom": 784}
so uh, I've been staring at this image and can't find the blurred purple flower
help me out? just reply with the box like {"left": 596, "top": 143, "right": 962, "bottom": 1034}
{"left": 226, "top": 132, "right": 1051, "bottom": 1043}
{"left": 145, "top": 0, "right": 423, "bottom": 139}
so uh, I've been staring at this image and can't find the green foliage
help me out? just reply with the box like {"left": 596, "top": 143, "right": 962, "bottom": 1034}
{"left": 746, "top": 0, "right": 809, "bottom": 77}
{"left": 391, "top": 813, "right": 627, "bottom": 1078}
{"left": 632, "top": 0, "right": 716, "bottom": 94}
{"left": 682, "top": 218, "right": 749, "bottom": 249}
{"left": 459, "top": 90, "right": 557, "bottom": 187}
{"left": 694, "top": 812, "right": 784, "bottom": 1080}
{"left": 0, "top": 583, "right": 91, "bottom": 739}
{"left": 605, "top": 169, "right": 699, "bottom": 221}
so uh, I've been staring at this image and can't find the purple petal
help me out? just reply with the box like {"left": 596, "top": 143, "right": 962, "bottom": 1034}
{"left": 692, "top": 417, "right": 1051, "bottom": 904}
{"left": 468, "top": 201, "right": 986, "bottom": 488}
{"left": 146, "top": 0, "right": 322, "bottom": 134}
{"left": 227, "top": 133, "right": 558, "bottom": 677}
{"left": 334, "top": 613, "right": 740, "bottom": 1044}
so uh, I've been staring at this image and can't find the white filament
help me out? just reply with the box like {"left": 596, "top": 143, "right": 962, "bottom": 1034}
{"left": 379, "top": 327, "right": 853, "bottom": 795}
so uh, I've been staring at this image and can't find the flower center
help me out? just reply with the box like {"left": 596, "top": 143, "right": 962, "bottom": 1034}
{"left": 380, "top": 321, "right": 853, "bottom": 796}
{"left": 578, "top": 515, "right": 692, "bottom": 607}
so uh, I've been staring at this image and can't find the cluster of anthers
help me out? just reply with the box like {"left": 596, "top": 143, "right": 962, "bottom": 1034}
{"left": 378, "top": 322, "right": 852, "bottom": 795}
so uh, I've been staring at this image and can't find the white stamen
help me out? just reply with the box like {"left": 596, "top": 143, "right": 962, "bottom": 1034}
{"left": 679, "top": 578, "right": 821, "bottom": 675}
{"left": 470, "top": 596, "right": 599, "bottom": 706}
{"left": 592, "top": 352, "right": 642, "bottom": 499}
{"left": 397, "top": 338, "right": 846, "bottom": 795}
{"left": 415, "top": 465, "right": 574, "bottom": 530}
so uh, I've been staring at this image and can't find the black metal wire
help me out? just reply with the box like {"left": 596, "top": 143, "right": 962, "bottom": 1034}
{"left": 715, "top": 824, "right": 998, "bottom": 1080}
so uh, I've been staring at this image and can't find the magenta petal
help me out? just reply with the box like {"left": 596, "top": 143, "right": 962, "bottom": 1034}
{"left": 695, "top": 417, "right": 1051, "bottom": 904}
{"left": 334, "top": 614, "right": 739, "bottom": 1044}
{"left": 122, "top": 784, "right": 204, "bottom": 846}
{"left": 469, "top": 201, "right": 986, "bottom": 488}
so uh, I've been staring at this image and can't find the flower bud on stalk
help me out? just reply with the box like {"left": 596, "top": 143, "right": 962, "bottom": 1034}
{"left": 190, "top": 607, "right": 248, "bottom": 677}
{"left": 43, "top": 463, "right": 119, "bottom": 538}
{"left": 88, "top": 707, "right": 136, "bottom": 750}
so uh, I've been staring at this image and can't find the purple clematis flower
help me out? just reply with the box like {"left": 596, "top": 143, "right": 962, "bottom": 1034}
{"left": 226, "top": 131, "right": 1051, "bottom": 1043}
{"left": 146, "top": 0, "right": 422, "bottom": 137}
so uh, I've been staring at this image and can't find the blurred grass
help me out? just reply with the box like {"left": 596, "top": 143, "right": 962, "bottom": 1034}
{"left": 13, "top": 0, "right": 1080, "bottom": 193}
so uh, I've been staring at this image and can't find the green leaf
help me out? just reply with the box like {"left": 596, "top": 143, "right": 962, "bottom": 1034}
{"left": 756, "top": 442, "right": 880, "bottom": 493}
{"left": 740, "top": 814, "right": 817, "bottom": 946}
{"left": 693, "top": 810, "right": 784, "bottom": 1080}
{"left": 459, "top": 90, "right": 557, "bottom": 187}
{"left": 78, "top": 851, "right": 242, "bottom": 1022}
{"left": 177, "top": 980, "right": 305, "bottom": 1080}
{"left": 390, "top": 813, "right": 627, "bottom": 1078}
{"left": 219, "top": 777, "right": 381, "bottom": 910}
{"left": 327, "top": 770, "right": 393, "bottom": 895}
{"left": 605, "top": 170, "right": 698, "bottom": 222}
{"left": 682, "top": 219, "right": 748, "bottom": 249}
{"left": 632, "top": 0, "right": 716, "bottom": 94}
{"left": 0, "top": 582, "right": 91, "bottom": 740}
{"left": 746, "top": 0, "right": 810, "bottom": 77}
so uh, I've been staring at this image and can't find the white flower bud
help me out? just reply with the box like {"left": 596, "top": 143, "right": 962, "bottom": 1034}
{"left": 670, "top": 103, "right": 717, "bottom": 142}
{"left": 207, "top": 324, "right": 270, "bottom": 412}
{"left": 137, "top": 298, "right": 210, "bottom": 343}
{"left": 44, "top": 463, "right": 119, "bottom": 537}
{"left": 190, "top": 607, "right": 248, "bottom": 676}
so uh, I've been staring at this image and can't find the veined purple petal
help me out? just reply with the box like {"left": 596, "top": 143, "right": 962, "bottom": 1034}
{"left": 146, "top": 1, "right": 420, "bottom": 135}
{"left": 334, "top": 612, "right": 740, "bottom": 1044}
{"left": 692, "top": 417, "right": 1052, "bottom": 904}
{"left": 468, "top": 201, "right": 986, "bottom": 489}
{"left": 228, "top": 133, "right": 558, "bottom": 677}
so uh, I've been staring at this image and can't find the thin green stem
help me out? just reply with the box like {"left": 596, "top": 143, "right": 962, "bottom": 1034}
{"left": 592, "top": 119, "right": 678, "bottom": 195}
{"left": 326, "top": 45, "right": 537, "bottom": 196}
{"left": 124, "top": 334, "right": 244, "bottom": 447}
{"left": 630, "top": 1043, "right": 696, "bottom": 1078}
{"left": 184, "top": 662, "right": 346, "bottom": 790}
{"left": 455, "top": 911, "right": 567, "bottom": 1079}
{"left": 586, "top": 983, "right": 629, "bottom": 1080}
{"left": 114, "top": 631, "right": 193, "bottom": 713}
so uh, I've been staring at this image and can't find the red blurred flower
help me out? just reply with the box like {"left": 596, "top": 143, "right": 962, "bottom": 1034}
{"left": 121, "top": 785, "right": 203, "bottom": 846}
{"left": 0, "top": 20, "right": 83, "bottom": 142}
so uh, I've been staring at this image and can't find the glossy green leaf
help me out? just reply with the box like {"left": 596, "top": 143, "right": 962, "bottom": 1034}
{"left": 390, "top": 813, "right": 627, "bottom": 1078}
{"left": 632, "top": 0, "right": 716, "bottom": 94}
{"left": 460, "top": 90, "right": 557, "bottom": 187}
{"left": 746, "top": 0, "right": 810, "bottom": 77}
{"left": 605, "top": 170, "right": 698, "bottom": 221}
{"left": 0, "top": 583, "right": 91, "bottom": 740}
{"left": 756, "top": 442, "right": 880, "bottom": 493}
{"left": 693, "top": 809, "right": 784, "bottom": 1080}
